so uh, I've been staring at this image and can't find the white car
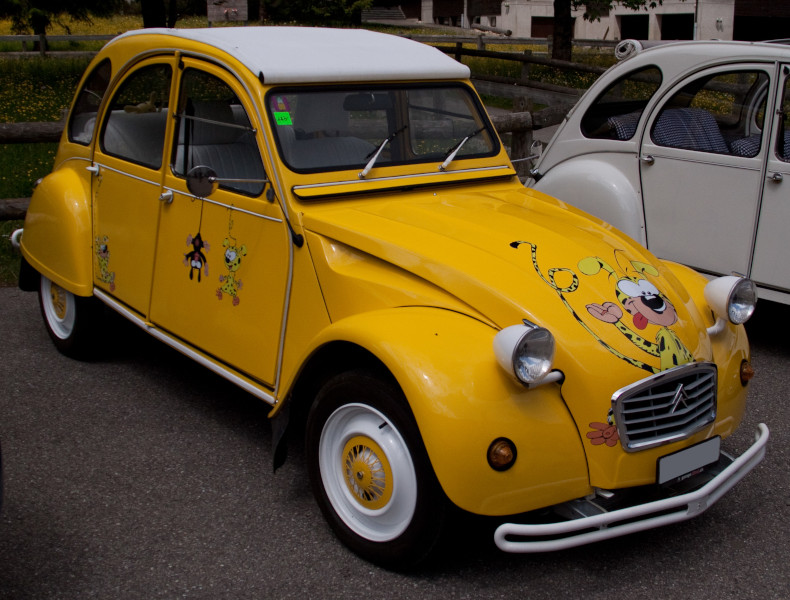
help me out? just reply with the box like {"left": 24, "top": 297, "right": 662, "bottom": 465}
{"left": 527, "top": 39, "right": 790, "bottom": 305}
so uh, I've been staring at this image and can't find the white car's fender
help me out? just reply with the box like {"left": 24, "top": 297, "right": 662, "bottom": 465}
{"left": 530, "top": 156, "right": 646, "bottom": 245}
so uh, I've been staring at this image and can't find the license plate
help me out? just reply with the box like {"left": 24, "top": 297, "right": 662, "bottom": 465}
{"left": 657, "top": 437, "right": 721, "bottom": 485}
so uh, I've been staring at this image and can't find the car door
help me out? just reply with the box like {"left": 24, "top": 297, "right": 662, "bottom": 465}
{"left": 148, "top": 60, "right": 290, "bottom": 387}
{"left": 750, "top": 65, "right": 790, "bottom": 297}
{"left": 639, "top": 65, "right": 774, "bottom": 277}
{"left": 91, "top": 58, "right": 176, "bottom": 314}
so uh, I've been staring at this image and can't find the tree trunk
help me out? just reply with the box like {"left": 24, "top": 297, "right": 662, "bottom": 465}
{"left": 141, "top": 0, "right": 167, "bottom": 28}
{"left": 552, "top": 0, "right": 574, "bottom": 62}
{"left": 167, "top": 0, "right": 178, "bottom": 28}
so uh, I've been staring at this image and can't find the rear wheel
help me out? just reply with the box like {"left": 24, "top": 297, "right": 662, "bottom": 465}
{"left": 305, "top": 370, "right": 445, "bottom": 568}
{"left": 38, "top": 275, "right": 99, "bottom": 358}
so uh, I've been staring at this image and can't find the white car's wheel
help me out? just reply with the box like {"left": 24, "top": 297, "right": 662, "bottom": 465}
{"left": 306, "top": 370, "right": 445, "bottom": 568}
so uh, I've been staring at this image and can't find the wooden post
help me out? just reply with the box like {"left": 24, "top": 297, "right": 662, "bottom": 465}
{"left": 520, "top": 49, "right": 532, "bottom": 83}
{"left": 511, "top": 96, "right": 534, "bottom": 180}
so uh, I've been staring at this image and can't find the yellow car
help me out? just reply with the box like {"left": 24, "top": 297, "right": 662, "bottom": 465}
{"left": 14, "top": 27, "right": 768, "bottom": 568}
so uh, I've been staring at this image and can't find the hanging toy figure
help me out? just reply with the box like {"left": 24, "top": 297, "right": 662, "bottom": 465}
{"left": 184, "top": 232, "right": 210, "bottom": 281}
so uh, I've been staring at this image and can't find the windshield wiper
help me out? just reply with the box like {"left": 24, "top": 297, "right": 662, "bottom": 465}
{"left": 358, "top": 125, "right": 408, "bottom": 179}
{"left": 439, "top": 126, "right": 486, "bottom": 172}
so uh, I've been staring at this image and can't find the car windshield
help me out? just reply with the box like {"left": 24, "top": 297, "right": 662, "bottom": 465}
{"left": 266, "top": 84, "right": 497, "bottom": 173}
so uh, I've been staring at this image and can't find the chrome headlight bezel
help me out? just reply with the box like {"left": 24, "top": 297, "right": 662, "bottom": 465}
{"left": 704, "top": 276, "right": 757, "bottom": 325}
{"left": 493, "top": 320, "right": 556, "bottom": 385}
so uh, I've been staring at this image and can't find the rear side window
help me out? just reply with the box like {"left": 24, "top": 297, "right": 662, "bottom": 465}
{"left": 580, "top": 66, "right": 662, "bottom": 140}
{"left": 68, "top": 59, "right": 111, "bottom": 145}
{"left": 99, "top": 64, "right": 172, "bottom": 169}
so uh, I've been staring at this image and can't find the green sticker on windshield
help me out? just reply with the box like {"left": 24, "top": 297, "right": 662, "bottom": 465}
{"left": 273, "top": 111, "right": 292, "bottom": 126}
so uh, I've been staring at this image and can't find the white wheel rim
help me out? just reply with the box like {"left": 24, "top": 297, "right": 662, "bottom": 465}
{"left": 41, "top": 277, "right": 76, "bottom": 340}
{"left": 318, "top": 403, "right": 418, "bottom": 542}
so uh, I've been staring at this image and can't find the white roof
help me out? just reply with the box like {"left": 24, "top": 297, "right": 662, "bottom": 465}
{"left": 114, "top": 27, "right": 471, "bottom": 84}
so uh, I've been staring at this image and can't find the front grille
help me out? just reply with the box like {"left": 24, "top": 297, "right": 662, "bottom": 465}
{"left": 612, "top": 362, "right": 717, "bottom": 452}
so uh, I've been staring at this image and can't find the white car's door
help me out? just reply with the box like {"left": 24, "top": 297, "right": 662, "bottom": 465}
{"left": 639, "top": 65, "right": 774, "bottom": 277}
{"left": 750, "top": 65, "right": 790, "bottom": 299}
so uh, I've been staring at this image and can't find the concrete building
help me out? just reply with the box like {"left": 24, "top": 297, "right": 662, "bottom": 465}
{"left": 404, "top": 1, "right": 790, "bottom": 41}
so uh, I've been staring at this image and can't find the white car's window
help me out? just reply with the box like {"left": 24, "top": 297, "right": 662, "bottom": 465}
{"left": 99, "top": 64, "right": 172, "bottom": 169}
{"left": 68, "top": 58, "right": 111, "bottom": 145}
{"left": 776, "top": 75, "right": 790, "bottom": 162}
{"left": 266, "top": 84, "right": 497, "bottom": 173}
{"left": 651, "top": 70, "right": 769, "bottom": 157}
{"left": 580, "top": 66, "right": 662, "bottom": 140}
{"left": 171, "top": 69, "right": 265, "bottom": 197}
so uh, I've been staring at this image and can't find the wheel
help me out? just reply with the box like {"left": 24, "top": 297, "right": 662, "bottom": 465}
{"left": 305, "top": 370, "right": 446, "bottom": 568}
{"left": 38, "top": 275, "right": 99, "bottom": 359}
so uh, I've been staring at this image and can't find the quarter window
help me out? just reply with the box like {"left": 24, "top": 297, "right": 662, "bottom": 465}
{"left": 580, "top": 66, "right": 662, "bottom": 140}
{"left": 68, "top": 58, "right": 111, "bottom": 145}
{"left": 651, "top": 70, "right": 769, "bottom": 157}
{"left": 172, "top": 69, "right": 265, "bottom": 196}
{"left": 100, "top": 64, "right": 172, "bottom": 168}
{"left": 776, "top": 75, "right": 790, "bottom": 162}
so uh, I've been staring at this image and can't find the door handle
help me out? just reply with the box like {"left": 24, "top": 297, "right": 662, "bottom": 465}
{"left": 86, "top": 165, "right": 99, "bottom": 175}
{"left": 639, "top": 155, "right": 655, "bottom": 165}
{"left": 159, "top": 190, "right": 174, "bottom": 204}
{"left": 767, "top": 172, "right": 783, "bottom": 183}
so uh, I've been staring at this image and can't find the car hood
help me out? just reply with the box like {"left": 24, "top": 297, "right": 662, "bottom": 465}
{"left": 301, "top": 184, "right": 712, "bottom": 382}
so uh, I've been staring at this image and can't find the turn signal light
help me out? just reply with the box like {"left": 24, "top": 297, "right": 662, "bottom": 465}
{"left": 740, "top": 360, "right": 755, "bottom": 386}
{"left": 488, "top": 438, "right": 517, "bottom": 471}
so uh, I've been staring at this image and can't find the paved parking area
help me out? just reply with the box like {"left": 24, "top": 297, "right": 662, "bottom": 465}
{"left": 0, "top": 286, "right": 788, "bottom": 599}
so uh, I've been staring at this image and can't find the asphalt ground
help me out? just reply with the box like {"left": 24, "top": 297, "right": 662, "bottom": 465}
{"left": 0, "top": 285, "right": 788, "bottom": 599}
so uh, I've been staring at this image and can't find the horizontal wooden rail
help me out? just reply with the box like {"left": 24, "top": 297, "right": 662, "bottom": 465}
{"left": 0, "top": 106, "right": 569, "bottom": 220}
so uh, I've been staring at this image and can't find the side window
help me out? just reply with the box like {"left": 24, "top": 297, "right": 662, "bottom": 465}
{"left": 100, "top": 64, "right": 172, "bottom": 169}
{"left": 580, "top": 66, "right": 662, "bottom": 140}
{"left": 651, "top": 70, "right": 769, "bottom": 157}
{"left": 776, "top": 75, "right": 790, "bottom": 162}
{"left": 68, "top": 58, "right": 111, "bottom": 145}
{"left": 172, "top": 69, "right": 265, "bottom": 197}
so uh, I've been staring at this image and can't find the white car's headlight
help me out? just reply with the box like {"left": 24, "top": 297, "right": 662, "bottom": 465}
{"left": 494, "top": 320, "right": 555, "bottom": 385}
{"left": 704, "top": 276, "right": 757, "bottom": 325}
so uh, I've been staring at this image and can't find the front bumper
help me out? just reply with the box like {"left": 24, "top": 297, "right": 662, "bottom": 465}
{"left": 494, "top": 423, "right": 769, "bottom": 553}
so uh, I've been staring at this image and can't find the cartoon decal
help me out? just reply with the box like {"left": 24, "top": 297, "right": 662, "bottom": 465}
{"left": 510, "top": 241, "right": 694, "bottom": 449}
{"left": 184, "top": 232, "right": 210, "bottom": 281}
{"left": 579, "top": 256, "right": 693, "bottom": 372}
{"left": 587, "top": 409, "right": 620, "bottom": 447}
{"left": 216, "top": 211, "right": 247, "bottom": 306}
{"left": 95, "top": 235, "right": 115, "bottom": 291}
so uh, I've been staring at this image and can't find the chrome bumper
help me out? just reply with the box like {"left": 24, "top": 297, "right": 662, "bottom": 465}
{"left": 494, "top": 423, "right": 769, "bottom": 553}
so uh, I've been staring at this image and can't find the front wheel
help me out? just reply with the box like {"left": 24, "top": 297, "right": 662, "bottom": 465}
{"left": 38, "top": 275, "right": 99, "bottom": 359}
{"left": 305, "top": 370, "right": 446, "bottom": 569}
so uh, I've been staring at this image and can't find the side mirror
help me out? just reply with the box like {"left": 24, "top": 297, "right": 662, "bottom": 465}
{"left": 186, "top": 166, "right": 218, "bottom": 198}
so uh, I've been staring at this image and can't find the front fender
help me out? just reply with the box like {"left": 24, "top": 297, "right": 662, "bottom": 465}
{"left": 532, "top": 156, "right": 646, "bottom": 245}
{"left": 20, "top": 165, "right": 93, "bottom": 296}
{"left": 303, "top": 307, "right": 591, "bottom": 516}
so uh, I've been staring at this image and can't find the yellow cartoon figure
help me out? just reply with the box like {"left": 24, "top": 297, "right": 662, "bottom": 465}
{"left": 216, "top": 237, "right": 246, "bottom": 306}
{"left": 579, "top": 255, "right": 693, "bottom": 372}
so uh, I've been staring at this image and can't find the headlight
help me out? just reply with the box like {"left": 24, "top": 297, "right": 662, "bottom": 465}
{"left": 704, "top": 276, "right": 757, "bottom": 325}
{"left": 493, "top": 320, "right": 555, "bottom": 385}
